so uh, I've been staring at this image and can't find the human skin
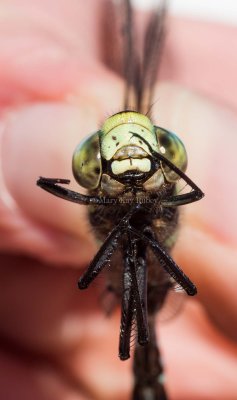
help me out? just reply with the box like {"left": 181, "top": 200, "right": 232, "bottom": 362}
{"left": 0, "top": 0, "right": 237, "bottom": 399}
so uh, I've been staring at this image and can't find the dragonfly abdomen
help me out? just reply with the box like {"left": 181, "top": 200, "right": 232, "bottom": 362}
{"left": 132, "top": 315, "right": 168, "bottom": 400}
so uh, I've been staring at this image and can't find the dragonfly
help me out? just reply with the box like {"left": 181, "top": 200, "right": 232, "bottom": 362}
{"left": 37, "top": 1, "right": 204, "bottom": 399}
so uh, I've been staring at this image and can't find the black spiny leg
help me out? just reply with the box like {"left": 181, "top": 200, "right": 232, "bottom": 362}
{"left": 127, "top": 134, "right": 204, "bottom": 206}
{"left": 119, "top": 232, "right": 149, "bottom": 360}
{"left": 130, "top": 227, "right": 197, "bottom": 296}
{"left": 78, "top": 204, "right": 141, "bottom": 289}
{"left": 156, "top": 152, "right": 204, "bottom": 206}
{"left": 78, "top": 226, "right": 125, "bottom": 289}
{"left": 37, "top": 177, "right": 119, "bottom": 205}
{"left": 127, "top": 232, "right": 149, "bottom": 347}
{"left": 37, "top": 177, "right": 103, "bottom": 205}
{"left": 119, "top": 246, "right": 135, "bottom": 360}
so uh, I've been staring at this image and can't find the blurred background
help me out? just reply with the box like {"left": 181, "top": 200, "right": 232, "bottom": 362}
{"left": 134, "top": 0, "right": 237, "bottom": 25}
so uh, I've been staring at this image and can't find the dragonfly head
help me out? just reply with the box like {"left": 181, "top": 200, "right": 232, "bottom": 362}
{"left": 72, "top": 111, "right": 188, "bottom": 194}
{"left": 99, "top": 111, "right": 158, "bottom": 178}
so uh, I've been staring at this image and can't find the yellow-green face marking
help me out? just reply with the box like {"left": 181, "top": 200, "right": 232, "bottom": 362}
{"left": 100, "top": 111, "right": 158, "bottom": 175}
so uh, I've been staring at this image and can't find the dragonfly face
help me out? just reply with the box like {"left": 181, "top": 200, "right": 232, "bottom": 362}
{"left": 72, "top": 110, "right": 188, "bottom": 196}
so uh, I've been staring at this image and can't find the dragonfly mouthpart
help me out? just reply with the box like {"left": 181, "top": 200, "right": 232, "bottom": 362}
{"left": 113, "top": 145, "right": 149, "bottom": 160}
{"left": 111, "top": 158, "right": 151, "bottom": 175}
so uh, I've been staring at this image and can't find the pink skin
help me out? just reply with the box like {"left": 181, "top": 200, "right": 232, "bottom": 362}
{"left": 0, "top": 0, "right": 237, "bottom": 399}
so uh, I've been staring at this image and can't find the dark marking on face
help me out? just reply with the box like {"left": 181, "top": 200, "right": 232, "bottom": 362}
{"left": 112, "top": 136, "right": 117, "bottom": 140}
{"left": 94, "top": 167, "right": 100, "bottom": 174}
{"left": 116, "top": 142, "right": 120, "bottom": 147}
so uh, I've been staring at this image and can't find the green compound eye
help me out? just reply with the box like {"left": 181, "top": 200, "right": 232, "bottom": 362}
{"left": 72, "top": 132, "right": 102, "bottom": 189}
{"left": 155, "top": 126, "right": 188, "bottom": 182}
